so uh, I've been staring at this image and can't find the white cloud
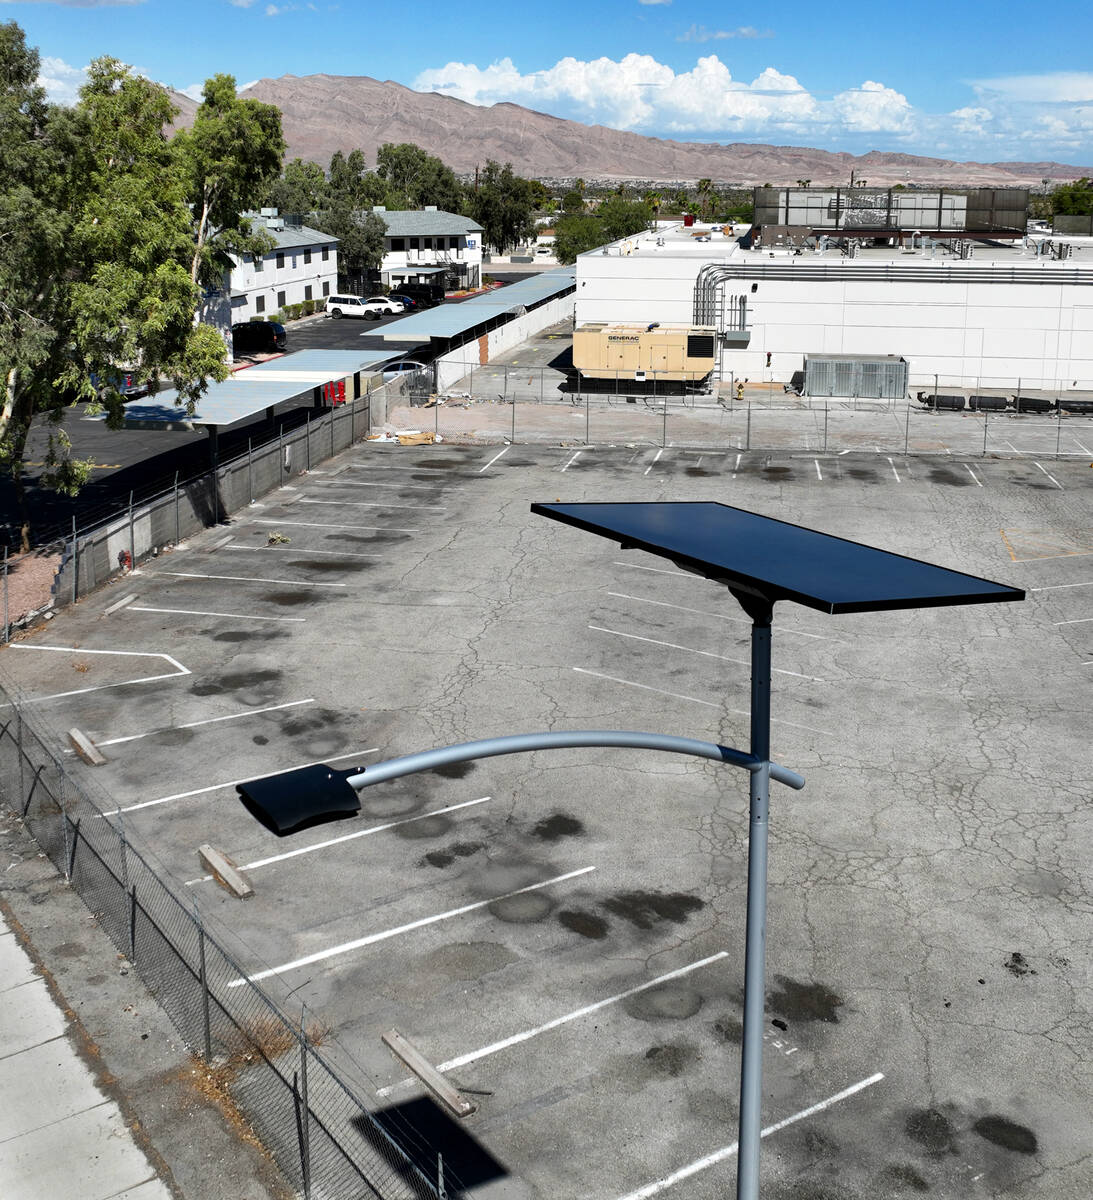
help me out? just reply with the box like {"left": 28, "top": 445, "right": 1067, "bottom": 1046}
{"left": 677, "top": 25, "right": 771, "bottom": 43}
{"left": 37, "top": 55, "right": 87, "bottom": 105}
{"left": 971, "top": 72, "right": 1093, "bottom": 104}
{"left": 950, "top": 105, "right": 992, "bottom": 135}
{"left": 832, "top": 80, "right": 913, "bottom": 132}
{"left": 178, "top": 82, "right": 205, "bottom": 102}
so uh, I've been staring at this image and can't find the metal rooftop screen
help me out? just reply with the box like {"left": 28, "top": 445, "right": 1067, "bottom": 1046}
{"left": 531, "top": 502, "right": 1026, "bottom": 614}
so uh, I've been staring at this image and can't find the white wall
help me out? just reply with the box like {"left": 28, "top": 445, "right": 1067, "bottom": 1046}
{"left": 230, "top": 241, "right": 339, "bottom": 322}
{"left": 576, "top": 249, "right": 1093, "bottom": 389}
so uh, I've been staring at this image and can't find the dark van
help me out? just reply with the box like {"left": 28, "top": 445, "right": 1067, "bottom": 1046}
{"left": 232, "top": 321, "right": 286, "bottom": 357}
{"left": 393, "top": 283, "right": 444, "bottom": 308}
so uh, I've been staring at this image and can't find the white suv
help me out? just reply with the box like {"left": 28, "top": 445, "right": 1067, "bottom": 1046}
{"left": 326, "top": 295, "right": 403, "bottom": 320}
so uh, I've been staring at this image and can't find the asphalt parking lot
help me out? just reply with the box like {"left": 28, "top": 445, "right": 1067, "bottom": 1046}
{"left": 3, "top": 444, "right": 1091, "bottom": 1199}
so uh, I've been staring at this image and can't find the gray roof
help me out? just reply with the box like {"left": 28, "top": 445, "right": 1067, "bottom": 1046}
{"left": 242, "top": 215, "right": 339, "bottom": 251}
{"left": 376, "top": 209, "right": 484, "bottom": 238}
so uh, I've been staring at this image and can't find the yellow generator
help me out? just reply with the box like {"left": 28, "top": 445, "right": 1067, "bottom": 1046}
{"left": 573, "top": 323, "right": 717, "bottom": 382}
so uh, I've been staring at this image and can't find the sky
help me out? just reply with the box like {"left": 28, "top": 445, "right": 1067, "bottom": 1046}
{"left": 8, "top": 0, "right": 1093, "bottom": 166}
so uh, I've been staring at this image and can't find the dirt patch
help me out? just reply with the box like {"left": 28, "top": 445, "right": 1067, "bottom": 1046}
{"left": 2, "top": 549, "right": 61, "bottom": 624}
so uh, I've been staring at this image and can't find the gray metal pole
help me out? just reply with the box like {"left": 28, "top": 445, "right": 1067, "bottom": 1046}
{"left": 737, "top": 605, "right": 773, "bottom": 1200}
{"left": 174, "top": 472, "right": 180, "bottom": 546}
{"left": 904, "top": 398, "right": 910, "bottom": 456}
{"left": 511, "top": 389, "right": 516, "bottom": 444}
{"left": 305, "top": 413, "right": 311, "bottom": 472}
{"left": 248, "top": 439, "right": 253, "bottom": 504}
{"left": 746, "top": 404, "right": 752, "bottom": 451}
{"left": 3, "top": 546, "right": 8, "bottom": 643}
{"left": 585, "top": 390, "right": 589, "bottom": 445}
{"left": 129, "top": 492, "right": 135, "bottom": 570}
{"left": 71, "top": 517, "right": 78, "bottom": 604}
{"left": 982, "top": 407, "right": 989, "bottom": 457}
{"left": 198, "top": 920, "right": 212, "bottom": 1062}
{"left": 662, "top": 389, "right": 667, "bottom": 448}
{"left": 1056, "top": 398, "right": 1063, "bottom": 459}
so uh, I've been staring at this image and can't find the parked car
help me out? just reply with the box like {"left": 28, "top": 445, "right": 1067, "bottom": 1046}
{"left": 391, "top": 283, "right": 444, "bottom": 308}
{"left": 388, "top": 293, "right": 420, "bottom": 311}
{"left": 231, "top": 321, "right": 286, "bottom": 356}
{"left": 365, "top": 295, "right": 407, "bottom": 313}
{"left": 89, "top": 368, "right": 147, "bottom": 400}
{"left": 382, "top": 360, "right": 431, "bottom": 382}
{"left": 325, "top": 294, "right": 401, "bottom": 320}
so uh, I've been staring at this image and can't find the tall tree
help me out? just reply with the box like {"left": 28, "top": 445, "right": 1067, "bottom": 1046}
{"left": 314, "top": 205, "right": 386, "bottom": 290}
{"left": 552, "top": 199, "right": 651, "bottom": 264}
{"left": 173, "top": 73, "right": 285, "bottom": 287}
{"left": 469, "top": 160, "right": 537, "bottom": 253}
{"left": 375, "top": 142, "right": 463, "bottom": 211}
{"left": 265, "top": 157, "right": 326, "bottom": 216}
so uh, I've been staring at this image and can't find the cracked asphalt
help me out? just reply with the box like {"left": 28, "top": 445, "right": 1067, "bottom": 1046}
{"left": 2, "top": 442, "right": 1090, "bottom": 1200}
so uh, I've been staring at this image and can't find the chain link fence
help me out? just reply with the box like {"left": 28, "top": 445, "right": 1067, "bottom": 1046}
{"left": 0, "top": 679, "right": 460, "bottom": 1199}
{"left": 389, "top": 363, "right": 1093, "bottom": 458}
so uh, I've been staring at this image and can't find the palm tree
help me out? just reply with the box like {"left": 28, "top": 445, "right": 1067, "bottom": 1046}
{"left": 643, "top": 190, "right": 662, "bottom": 229}
{"left": 697, "top": 178, "right": 714, "bottom": 220}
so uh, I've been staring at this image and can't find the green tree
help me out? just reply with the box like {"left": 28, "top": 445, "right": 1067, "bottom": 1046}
{"left": 0, "top": 28, "right": 233, "bottom": 540}
{"left": 173, "top": 73, "right": 285, "bottom": 287}
{"left": 552, "top": 200, "right": 651, "bottom": 263}
{"left": 469, "top": 160, "right": 537, "bottom": 253}
{"left": 313, "top": 205, "right": 386, "bottom": 289}
{"left": 696, "top": 177, "right": 715, "bottom": 219}
{"left": 1051, "top": 177, "right": 1093, "bottom": 216}
{"left": 376, "top": 142, "right": 463, "bottom": 211}
{"left": 266, "top": 157, "right": 326, "bottom": 216}
{"left": 596, "top": 197, "right": 652, "bottom": 243}
{"left": 561, "top": 189, "right": 585, "bottom": 214}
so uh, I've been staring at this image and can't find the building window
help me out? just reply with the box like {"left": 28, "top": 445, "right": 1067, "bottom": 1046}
{"left": 254, "top": 256, "right": 264, "bottom": 272}
{"left": 304, "top": 249, "right": 311, "bottom": 265}
{"left": 423, "top": 237, "right": 433, "bottom": 250}
{"left": 322, "top": 246, "right": 329, "bottom": 261}
{"left": 277, "top": 290, "right": 286, "bottom": 307}
{"left": 276, "top": 252, "right": 285, "bottom": 269}
{"left": 409, "top": 238, "right": 419, "bottom": 250}
{"left": 390, "top": 238, "right": 404, "bottom": 251}
{"left": 255, "top": 294, "right": 265, "bottom": 314}
{"left": 322, "top": 281, "right": 330, "bottom": 297}
{"left": 304, "top": 285, "right": 313, "bottom": 300}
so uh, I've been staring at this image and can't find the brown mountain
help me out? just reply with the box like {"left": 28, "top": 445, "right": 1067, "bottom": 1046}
{"left": 168, "top": 75, "right": 1092, "bottom": 188}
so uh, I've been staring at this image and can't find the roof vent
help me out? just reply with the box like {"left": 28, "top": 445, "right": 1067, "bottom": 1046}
{"left": 424, "top": 205, "right": 438, "bottom": 212}
{"left": 372, "top": 205, "right": 386, "bottom": 213}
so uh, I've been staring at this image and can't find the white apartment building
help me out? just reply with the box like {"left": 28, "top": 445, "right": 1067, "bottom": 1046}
{"left": 372, "top": 207, "right": 483, "bottom": 291}
{"left": 228, "top": 211, "right": 339, "bottom": 323}
{"left": 575, "top": 222, "right": 1093, "bottom": 392}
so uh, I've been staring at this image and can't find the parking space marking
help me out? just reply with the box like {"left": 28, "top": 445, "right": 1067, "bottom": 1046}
{"left": 561, "top": 451, "right": 581, "bottom": 472}
{"left": 612, "top": 561, "right": 692, "bottom": 579}
{"left": 161, "top": 571, "right": 347, "bottom": 588}
{"left": 573, "top": 667, "right": 834, "bottom": 736}
{"left": 227, "top": 865, "right": 597, "bottom": 987}
{"left": 252, "top": 519, "right": 420, "bottom": 533}
{"left": 605, "top": 594, "right": 842, "bottom": 642}
{"left": 589, "top": 625, "right": 826, "bottom": 683}
{"left": 615, "top": 1072, "right": 885, "bottom": 1199}
{"left": 96, "top": 699, "right": 315, "bottom": 748}
{"left": 964, "top": 464, "right": 984, "bottom": 487}
{"left": 644, "top": 449, "right": 663, "bottom": 477}
{"left": 129, "top": 605, "right": 305, "bottom": 622}
{"left": 312, "top": 479, "right": 442, "bottom": 492}
{"left": 814, "top": 459, "right": 823, "bottom": 481}
{"left": 104, "top": 748, "right": 377, "bottom": 815}
{"left": 220, "top": 546, "right": 383, "bottom": 560}
{"left": 479, "top": 447, "right": 510, "bottom": 473}
{"left": 887, "top": 457, "right": 901, "bottom": 483}
{"left": 1031, "top": 581, "right": 1093, "bottom": 591}
{"left": 1053, "top": 616, "right": 1093, "bottom": 625}
{"left": 1034, "top": 461, "right": 1064, "bottom": 489}
{"left": 8, "top": 644, "right": 190, "bottom": 703}
{"left": 377, "top": 952, "right": 730, "bottom": 1097}
{"left": 299, "top": 498, "right": 447, "bottom": 512}
{"left": 347, "top": 463, "right": 453, "bottom": 475}
{"left": 184, "top": 796, "right": 492, "bottom": 884}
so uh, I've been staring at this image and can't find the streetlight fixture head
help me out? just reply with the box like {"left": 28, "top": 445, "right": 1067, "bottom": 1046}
{"left": 236, "top": 764, "right": 362, "bottom": 836}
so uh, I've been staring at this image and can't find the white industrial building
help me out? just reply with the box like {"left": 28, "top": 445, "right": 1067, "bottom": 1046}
{"left": 575, "top": 221, "right": 1093, "bottom": 393}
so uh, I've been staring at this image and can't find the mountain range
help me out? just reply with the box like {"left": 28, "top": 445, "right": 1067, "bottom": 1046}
{"left": 168, "top": 74, "right": 1092, "bottom": 189}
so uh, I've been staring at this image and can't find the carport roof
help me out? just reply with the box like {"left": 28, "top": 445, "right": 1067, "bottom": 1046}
{"left": 88, "top": 350, "right": 397, "bottom": 432}
{"left": 382, "top": 269, "right": 576, "bottom": 343}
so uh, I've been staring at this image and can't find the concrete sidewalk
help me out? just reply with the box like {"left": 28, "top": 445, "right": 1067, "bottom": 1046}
{"left": 0, "top": 806, "right": 294, "bottom": 1200}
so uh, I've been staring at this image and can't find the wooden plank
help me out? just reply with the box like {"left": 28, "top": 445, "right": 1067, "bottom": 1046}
{"left": 198, "top": 844, "right": 254, "bottom": 900}
{"left": 382, "top": 1029, "right": 477, "bottom": 1118}
{"left": 67, "top": 728, "right": 106, "bottom": 766}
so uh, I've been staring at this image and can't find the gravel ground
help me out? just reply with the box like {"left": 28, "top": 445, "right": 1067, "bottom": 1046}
{"left": 3, "top": 550, "right": 60, "bottom": 626}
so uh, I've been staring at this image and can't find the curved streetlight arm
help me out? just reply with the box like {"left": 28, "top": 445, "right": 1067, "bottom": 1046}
{"left": 343, "top": 731, "right": 804, "bottom": 792}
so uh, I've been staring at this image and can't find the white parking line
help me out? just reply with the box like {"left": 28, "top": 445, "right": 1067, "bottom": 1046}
{"left": 347, "top": 463, "right": 452, "bottom": 475}
{"left": 814, "top": 459, "right": 822, "bottom": 481}
{"left": 130, "top": 605, "right": 305, "bottom": 622}
{"left": 185, "top": 796, "right": 492, "bottom": 884}
{"left": 573, "top": 667, "right": 834, "bottom": 736}
{"left": 7, "top": 644, "right": 190, "bottom": 703}
{"left": 964, "top": 464, "right": 983, "bottom": 487}
{"left": 1030, "top": 581, "right": 1093, "bottom": 591}
{"left": 226, "top": 865, "right": 597, "bottom": 987}
{"left": 299, "top": 498, "right": 446, "bottom": 511}
{"left": 605, "top": 594, "right": 841, "bottom": 642}
{"left": 376, "top": 951, "right": 730, "bottom": 1097}
{"left": 251, "top": 519, "right": 419, "bottom": 533}
{"left": 98, "top": 699, "right": 315, "bottom": 748}
{"left": 103, "top": 748, "right": 377, "bottom": 815}
{"left": 220, "top": 546, "right": 382, "bottom": 559}
{"left": 612, "top": 561, "right": 693, "bottom": 579}
{"left": 588, "top": 625, "right": 826, "bottom": 682}
{"left": 1053, "top": 616, "right": 1093, "bottom": 625}
{"left": 479, "top": 447, "right": 510, "bottom": 473}
{"left": 313, "top": 479, "right": 441, "bottom": 492}
{"left": 615, "top": 1073, "right": 885, "bottom": 1199}
{"left": 1034, "top": 461, "right": 1063, "bottom": 489}
{"left": 887, "top": 457, "right": 901, "bottom": 483}
{"left": 643, "top": 449, "right": 663, "bottom": 477}
{"left": 160, "top": 572, "right": 346, "bottom": 588}
{"left": 561, "top": 451, "right": 582, "bottom": 472}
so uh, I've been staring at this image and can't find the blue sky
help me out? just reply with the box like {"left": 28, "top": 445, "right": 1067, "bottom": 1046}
{"left": 9, "top": 0, "right": 1093, "bottom": 164}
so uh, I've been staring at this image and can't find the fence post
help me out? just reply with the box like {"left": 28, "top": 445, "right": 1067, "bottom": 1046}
{"left": 3, "top": 546, "right": 8, "bottom": 643}
{"left": 331, "top": 406, "right": 335, "bottom": 459}
{"left": 59, "top": 768, "right": 71, "bottom": 882}
{"left": 585, "top": 390, "right": 590, "bottom": 446}
{"left": 128, "top": 883, "right": 137, "bottom": 963}
{"left": 247, "top": 440, "right": 253, "bottom": 504}
{"left": 662, "top": 391, "right": 667, "bottom": 448}
{"left": 511, "top": 390, "right": 516, "bottom": 444}
{"left": 66, "top": 816, "right": 80, "bottom": 881}
{"left": 71, "top": 516, "right": 78, "bottom": 604}
{"left": 305, "top": 414, "right": 311, "bottom": 472}
{"left": 438, "top": 1153, "right": 447, "bottom": 1200}
{"left": 904, "top": 398, "right": 910, "bottom": 456}
{"left": 197, "top": 918, "right": 212, "bottom": 1062}
{"left": 279, "top": 425, "right": 284, "bottom": 486}
{"left": 746, "top": 404, "right": 752, "bottom": 451}
{"left": 982, "top": 408, "right": 989, "bottom": 457}
{"left": 296, "top": 1030, "right": 312, "bottom": 1200}
{"left": 16, "top": 709, "right": 24, "bottom": 807}
{"left": 174, "top": 472, "right": 180, "bottom": 546}
{"left": 1056, "top": 401, "right": 1063, "bottom": 459}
